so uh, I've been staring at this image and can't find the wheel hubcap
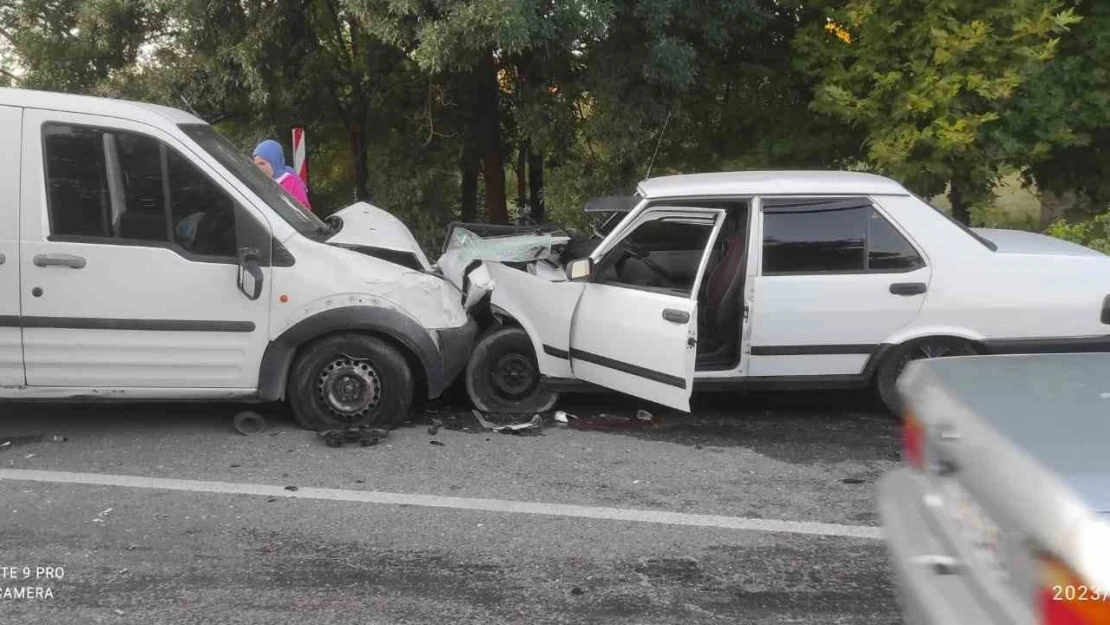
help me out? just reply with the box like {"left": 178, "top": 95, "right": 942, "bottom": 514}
{"left": 491, "top": 353, "right": 536, "bottom": 399}
{"left": 896, "top": 343, "right": 956, "bottom": 377}
{"left": 317, "top": 356, "right": 381, "bottom": 422}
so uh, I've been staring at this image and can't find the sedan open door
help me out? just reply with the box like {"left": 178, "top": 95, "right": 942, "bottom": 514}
{"left": 567, "top": 207, "right": 725, "bottom": 411}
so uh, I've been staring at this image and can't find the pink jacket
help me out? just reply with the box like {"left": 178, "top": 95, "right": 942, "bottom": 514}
{"left": 277, "top": 172, "right": 312, "bottom": 211}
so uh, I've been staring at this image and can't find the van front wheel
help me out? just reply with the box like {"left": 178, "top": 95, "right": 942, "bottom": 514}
{"left": 288, "top": 334, "right": 414, "bottom": 431}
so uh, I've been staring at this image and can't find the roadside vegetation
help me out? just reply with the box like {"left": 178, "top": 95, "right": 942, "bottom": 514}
{"left": 1, "top": 0, "right": 1108, "bottom": 251}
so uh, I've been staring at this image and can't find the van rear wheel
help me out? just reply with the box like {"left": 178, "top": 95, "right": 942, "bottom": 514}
{"left": 466, "top": 327, "right": 558, "bottom": 414}
{"left": 288, "top": 334, "right": 414, "bottom": 431}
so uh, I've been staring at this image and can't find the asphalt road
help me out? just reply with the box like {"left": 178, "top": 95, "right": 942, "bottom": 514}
{"left": 0, "top": 390, "right": 903, "bottom": 624}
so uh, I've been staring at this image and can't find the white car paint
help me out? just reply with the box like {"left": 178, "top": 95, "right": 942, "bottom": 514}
{"left": 0, "top": 88, "right": 470, "bottom": 403}
{"left": 326, "top": 201, "right": 433, "bottom": 270}
{"left": 0, "top": 105, "right": 24, "bottom": 386}
{"left": 446, "top": 171, "right": 1110, "bottom": 411}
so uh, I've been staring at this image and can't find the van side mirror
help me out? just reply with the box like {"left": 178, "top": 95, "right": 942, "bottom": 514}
{"left": 566, "top": 258, "right": 593, "bottom": 281}
{"left": 237, "top": 247, "right": 264, "bottom": 301}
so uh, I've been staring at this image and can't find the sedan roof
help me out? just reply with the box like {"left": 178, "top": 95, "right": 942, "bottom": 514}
{"left": 637, "top": 171, "right": 909, "bottom": 198}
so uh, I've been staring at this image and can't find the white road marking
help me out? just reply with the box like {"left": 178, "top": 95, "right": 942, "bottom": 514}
{"left": 0, "top": 468, "right": 882, "bottom": 540}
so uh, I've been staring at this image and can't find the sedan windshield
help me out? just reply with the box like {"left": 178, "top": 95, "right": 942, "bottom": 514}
{"left": 179, "top": 124, "right": 331, "bottom": 239}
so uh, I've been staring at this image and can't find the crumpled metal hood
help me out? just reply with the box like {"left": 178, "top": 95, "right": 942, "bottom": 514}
{"left": 326, "top": 202, "right": 433, "bottom": 270}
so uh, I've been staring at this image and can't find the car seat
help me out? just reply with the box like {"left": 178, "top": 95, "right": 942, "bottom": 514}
{"left": 698, "top": 234, "right": 746, "bottom": 365}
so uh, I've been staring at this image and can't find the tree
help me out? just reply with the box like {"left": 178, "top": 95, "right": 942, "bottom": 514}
{"left": 352, "top": 0, "right": 609, "bottom": 224}
{"left": 1003, "top": 1, "right": 1110, "bottom": 224}
{"left": 0, "top": 0, "right": 166, "bottom": 93}
{"left": 795, "top": 0, "right": 1080, "bottom": 223}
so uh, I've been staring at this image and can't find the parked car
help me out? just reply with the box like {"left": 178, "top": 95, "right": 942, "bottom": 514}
{"left": 0, "top": 88, "right": 475, "bottom": 429}
{"left": 438, "top": 171, "right": 1110, "bottom": 414}
{"left": 880, "top": 353, "right": 1110, "bottom": 625}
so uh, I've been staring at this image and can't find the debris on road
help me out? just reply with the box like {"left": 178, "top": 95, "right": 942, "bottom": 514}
{"left": 427, "top": 418, "right": 443, "bottom": 436}
{"left": 92, "top": 507, "right": 114, "bottom": 523}
{"left": 318, "top": 426, "right": 389, "bottom": 448}
{"left": 568, "top": 413, "right": 658, "bottom": 432}
{"left": 429, "top": 440, "right": 446, "bottom": 447}
{"left": 554, "top": 411, "right": 578, "bottom": 425}
{"left": 284, "top": 486, "right": 298, "bottom": 492}
{"left": 232, "top": 410, "right": 267, "bottom": 436}
{"left": 471, "top": 410, "right": 544, "bottom": 435}
{"left": 0, "top": 433, "right": 67, "bottom": 450}
{"left": 636, "top": 409, "right": 653, "bottom": 422}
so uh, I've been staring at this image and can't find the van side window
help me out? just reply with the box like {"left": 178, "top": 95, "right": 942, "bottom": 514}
{"left": 43, "top": 123, "right": 240, "bottom": 260}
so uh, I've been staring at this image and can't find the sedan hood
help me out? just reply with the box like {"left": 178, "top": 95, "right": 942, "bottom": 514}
{"left": 972, "top": 228, "right": 1106, "bottom": 257}
{"left": 326, "top": 202, "right": 432, "bottom": 270}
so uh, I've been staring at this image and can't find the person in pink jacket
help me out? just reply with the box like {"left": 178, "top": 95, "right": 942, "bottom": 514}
{"left": 252, "top": 139, "right": 312, "bottom": 210}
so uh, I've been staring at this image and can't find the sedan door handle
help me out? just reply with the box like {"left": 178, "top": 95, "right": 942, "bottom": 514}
{"left": 662, "top": 308, "right": 690, "bottom": 324}
{"left": 34, "top": 254, "right": 86, "bottom": 269}
{"left": 890, "top": 282, "right": 926, "bottom": 296}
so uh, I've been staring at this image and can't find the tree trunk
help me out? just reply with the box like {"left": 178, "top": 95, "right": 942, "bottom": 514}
{"left": 517, "top": 141, "right": 528, "bottom": 213}
{"left": 459, "top": 141, "right": 478, "bottom": 222}
{"left": 348, "top": 123, "right": 369, "bottom": 200}
{"left": 528, "top": 150, "right": 545, "bottom": 224}
{"left": 475, "top": 52, "right": 507, "bottom": 224}
{"left": 949, "top": 177, "right": 970, "bottom": 225}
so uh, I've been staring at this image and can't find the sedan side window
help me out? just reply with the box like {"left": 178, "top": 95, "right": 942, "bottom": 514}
{"left": 761, "top": 198, "right": 924, "bottom": 275}
{"left": 595, "top": 216, "right": 714, "bottom": 296}
{"left": 43, "top": 123, "right": 251, "bottom": 262}
{"left": 867, "top": 208, "right": 924, "bottom": 271}
{"left": 762, "top": 198, "right": 868, "bottom": 274}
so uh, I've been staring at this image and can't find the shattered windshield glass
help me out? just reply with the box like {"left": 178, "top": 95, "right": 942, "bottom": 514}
{"left": 443, "top": 227, "right": 571, "bottom": 265}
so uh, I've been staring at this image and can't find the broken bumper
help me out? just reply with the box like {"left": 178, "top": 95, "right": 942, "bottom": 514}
{"left": 437, "top": 317, "right": 478, "bottom": 393}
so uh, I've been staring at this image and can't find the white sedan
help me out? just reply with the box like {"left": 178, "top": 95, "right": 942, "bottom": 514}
{"left": 439, "top": 171, "right": 1110, "bottom": 414}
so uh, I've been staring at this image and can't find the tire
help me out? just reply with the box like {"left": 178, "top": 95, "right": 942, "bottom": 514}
{"left": 875, "top": 337, "right": 977, "bottom": 417}
{"left": 287, "top": 333, "right": 415, "bottom": 431}
{"left": 465, "top": 326, "right": 559, "bottom": 414}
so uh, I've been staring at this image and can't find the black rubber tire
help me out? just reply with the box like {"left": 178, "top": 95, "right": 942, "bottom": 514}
{"left": 875, "top": 337, "right": 977, "bottom": 417}
{"left": 287, "top": 334, "right": 414, "bottom": 431}
{"left": 465, "top": 326, "right": 558, "bottom": 414}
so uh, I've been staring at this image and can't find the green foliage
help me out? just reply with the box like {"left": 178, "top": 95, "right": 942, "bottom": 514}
{"left": 1045, "top": 212, "right": 1110, "bottom": 254}
{"left": 795, "top": 0, "right": 1081, "bottom": 222}
{"left": 1006, "top": 2, "right": 1110, "bottom": 211}
{"left": 5, "top": 0, "right": 1110, "bottom": 251}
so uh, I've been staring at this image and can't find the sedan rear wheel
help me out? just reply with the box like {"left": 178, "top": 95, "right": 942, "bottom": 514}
{"left": 876, "top": 338, "right": 977, "bottom": 417}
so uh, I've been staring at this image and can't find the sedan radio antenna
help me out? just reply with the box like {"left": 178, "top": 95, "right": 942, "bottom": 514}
{"left": 643, "top": 109, "right": 673, "bottom": 181}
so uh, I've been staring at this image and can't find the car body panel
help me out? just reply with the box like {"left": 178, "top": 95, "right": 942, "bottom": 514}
{"left": 0, "top": 105, "right": 24, "bottom": 386}
{"left": 887, "top": 354, "right": 1110, "bottom": 625}
{"left": 326, "top": 202, "right": 433, "bottom": 271}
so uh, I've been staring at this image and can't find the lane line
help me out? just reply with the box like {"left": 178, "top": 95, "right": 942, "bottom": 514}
{"left": 0, "top": 468, "right": 883, "bottom": 540}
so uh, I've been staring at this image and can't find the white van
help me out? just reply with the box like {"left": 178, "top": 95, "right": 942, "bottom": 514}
{"left": 0, "top": 89, "right": 475, "bottom": 429}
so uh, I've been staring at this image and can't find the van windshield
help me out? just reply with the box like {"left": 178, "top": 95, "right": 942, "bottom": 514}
{"left": 179, "top": 124, "right": 331, "bottom": 240}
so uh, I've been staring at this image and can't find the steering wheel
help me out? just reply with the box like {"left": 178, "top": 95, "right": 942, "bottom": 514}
{"left": 615, "top": 239, "right": 679, "bottom": 283}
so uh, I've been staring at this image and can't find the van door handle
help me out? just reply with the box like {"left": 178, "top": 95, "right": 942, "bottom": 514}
{"left": 34, "top": 254, "right": 86, "bottom": 269}
{"left": 890, "top": 282, "right": 926, "bottom": 296}
{"left": 662, "top": 308, "right": 690, "bottom": 324}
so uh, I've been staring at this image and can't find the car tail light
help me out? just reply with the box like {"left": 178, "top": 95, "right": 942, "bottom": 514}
{"left": 1039, "top": 555, "right": 1110, "bottom": 625}
{"left": 902, "top": 409, "right": 925, "bottom": 469}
